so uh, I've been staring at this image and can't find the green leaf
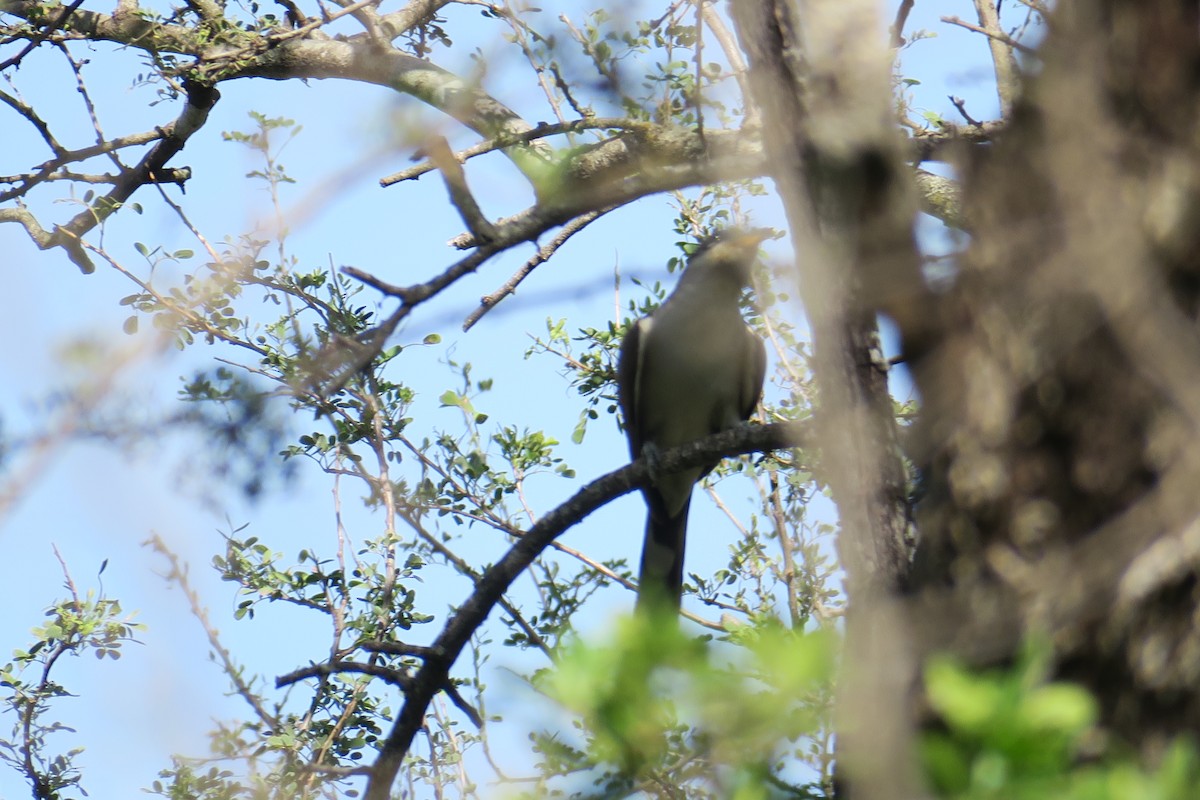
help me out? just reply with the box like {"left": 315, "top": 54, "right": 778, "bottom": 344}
{"left": 925, "top": 656, "right": 1003, "bottom": 735}
{"left": 1016, "top": 683, "right": 1096, "bottom": 735}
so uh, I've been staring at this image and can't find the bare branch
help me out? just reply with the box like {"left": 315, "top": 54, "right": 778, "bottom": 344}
{"left": 694, "top": 0, "right": 756, "bottom": 126}
{"left": 377, "top": 0, "right": 453, "bottom": 42}
{"left": 149, "top": 536, "right": 280, "bottom": 728}
{"left": 277, "top": 660, "right": 411, "bottom": 688}
{"left": 914, "top": 168, "right": 966, "bottom": 230}
{"left": 379, "top": 117, "right": 655, "bottom": 186}
{"left": 0, "top": 86, "right": 63, "bottom": 155}
{"left": 970, "top": 0, "right": 1025, "bottom": 115}
{"left": 0, "top": 0, "right": 86, "bottom": 71}
{"left": 908, "top": 118, "right": 1003, "bottom": 162}
{"left": 948, "top": 94, "right": 983, "bottom": 126}
{"left": 5, "top": 80, "right": 216, "bottom": 272}
{"left": 462, "top": 208, "right": 606, "bottom": 331}
{"left": 427, "top": 135, "right": 498, "bottom": 243}
{"left": 363, "top": 419, "right": 811, "bottom": 800}
{"left": 891, "top": 0, "right": 916, "bottom": 47}
{"left": 942, "top": 13, "right": 1035, "bottom": 55}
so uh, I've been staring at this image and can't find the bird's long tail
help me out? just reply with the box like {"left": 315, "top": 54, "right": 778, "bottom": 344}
{"left": 636, "top": 498, "right": 692, "bottom": 613}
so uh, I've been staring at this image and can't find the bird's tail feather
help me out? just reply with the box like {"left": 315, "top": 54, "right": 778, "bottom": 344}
{"left": 636, "top": 502, "right": 690, "bottom": 613}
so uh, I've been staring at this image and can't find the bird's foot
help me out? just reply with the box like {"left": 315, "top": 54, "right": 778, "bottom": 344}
{"left": 640, "top": 441, "right": 664, "bottom": 483}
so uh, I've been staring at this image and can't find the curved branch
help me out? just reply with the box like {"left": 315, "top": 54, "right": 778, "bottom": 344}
{"left": 3, "top": 0, "right": 967, "bottom": 273}
{"left": 1, "top": 0, "right": 546, "bottom": 169}
{"left": 224, "top": 36, "right": 559, "bottom": 179}
{"left": 363, "top": 419, "right": 810, "bottom": 800}
{"left": 1, "top": 79, "right": 216, "bottom": 272}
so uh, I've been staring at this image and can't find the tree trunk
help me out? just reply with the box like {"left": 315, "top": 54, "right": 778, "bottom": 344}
{"left": 909, "top": 0, "right": 1200, "bottom": 758}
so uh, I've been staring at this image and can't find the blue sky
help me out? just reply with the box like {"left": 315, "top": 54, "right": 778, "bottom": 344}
{"left": 0, "top": 1, "right": 1004, "bottom": 797}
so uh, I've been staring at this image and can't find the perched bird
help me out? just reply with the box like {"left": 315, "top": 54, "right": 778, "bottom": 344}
{"left": 617, "top": 229, "right": 769, "bottom": 612}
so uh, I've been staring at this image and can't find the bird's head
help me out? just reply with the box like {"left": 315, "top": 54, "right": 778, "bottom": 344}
{"left": 686, "top": 227, "right": 775, "bottom": 286}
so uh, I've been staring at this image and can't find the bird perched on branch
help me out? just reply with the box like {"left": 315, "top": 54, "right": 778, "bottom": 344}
{"left": 617, "top": 228, "right": 770, "bottom": 612}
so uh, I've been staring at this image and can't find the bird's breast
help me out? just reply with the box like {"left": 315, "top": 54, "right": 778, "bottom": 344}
{"left": 636, "top": 302, "right": 752, "bottom": 449}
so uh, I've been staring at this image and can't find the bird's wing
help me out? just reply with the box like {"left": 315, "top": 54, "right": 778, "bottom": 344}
{"left": 740, "top": 329, "right": 767, "bottom": 421}
{"left": 617, "top": 317, "right": 648, "bottom": 459}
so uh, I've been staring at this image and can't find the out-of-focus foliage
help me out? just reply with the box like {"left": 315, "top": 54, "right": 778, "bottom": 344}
{"left": 532, "top": 614, "right": 835, "bottom": 799}
{"left": 921, "top": 646, "right": 1200, "bottom": 800}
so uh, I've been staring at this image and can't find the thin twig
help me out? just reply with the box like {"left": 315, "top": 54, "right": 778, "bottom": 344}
{"left": 0, "top": 0, "right": 86, "bottom": 72}
{"left": 149, "top": 535, "right": 279, "bottom": 727}
{"left": 55, "top": 41, "right": 124, "bottom": 173}
{"left": 462, "top": 209, "right": 606, "bottom": 330}
{"left": 948, "top": 95, "right": 983, "bottom": 126}
{"left": 379, "top": 117, "right": 646, "bottom": 186}
{"left": 695, "top": 0, "right": 756, "bottom": 127}
{"left": 941, "top": 13, "right": 1036, "bottom": 55}
{"left": 276, "top": 660, "right": 412, "bottom": 688}
{"left": 768, "top": 471, "right": 803, "bottom": 628}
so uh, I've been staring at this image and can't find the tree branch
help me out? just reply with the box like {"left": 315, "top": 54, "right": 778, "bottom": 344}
{"left": 0, "top": 0, "right": 86, "bottom": 71}
{"left": 379, "top": 117, "right": 654, "bottom": 186}
{"left": 1, "top": 79, "right": 216, "bottom": 273}
{"left": 426, "top": 135, "right": 498, "bottom": 243}
{"left": 945, "top": 8, "right": 1029, "bottom": 116}
{"left": 362, "top": 419, "right": 811, "bottom": 800}
{"left": 277, "top": 660, "right": 410, "bottom": 688}
{"left": 461, "top": 208, "right": 606, "bottom": 331}
{"left": 914, "top": 168, "right": 966, "bottom": 230}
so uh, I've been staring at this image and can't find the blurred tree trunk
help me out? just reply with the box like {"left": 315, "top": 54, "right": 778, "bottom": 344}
{"left": 740, "top": 0, "right": 1200, "bottom": 793}
{"left": 731, "top": 1, "right": 930, "bottom": 796}
{"left": 909, "top": 0, "right": 1200, "bottom": 760}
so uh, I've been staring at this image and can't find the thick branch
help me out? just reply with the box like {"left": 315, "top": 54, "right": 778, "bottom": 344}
{"left": 226, "top": 37, "right": 553, "bottom": 175}
{"left": 914, "top": 169, "right": 966, "bottom": 230}
{"left": 363, "top": 420, "right": 810, "bottom": 800}
{"left": 377, "top": 0, "right": 452, "bottom": 42}
{"left": 0, "top": 0, "right": 546, "bottom": 171}
{"left": 0, "top": 0, "right": 202, "bottom": 53}
{"left": 2, "top": 0, "right": 967, "bottom": 274}
{"left": 318, "top": 139, "right": 769, "bottom": 387}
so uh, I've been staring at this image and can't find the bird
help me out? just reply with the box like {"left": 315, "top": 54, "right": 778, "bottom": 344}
{"left": 617, "top": 228, "right": 769, "bottom": 613}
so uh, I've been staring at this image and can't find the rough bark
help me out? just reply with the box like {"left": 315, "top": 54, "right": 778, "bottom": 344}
{"left": 730, "top": 1, "right": 931, "bottom": 796}
{"left": 908, "top": 0, "right": 1200, "bottom": 759}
